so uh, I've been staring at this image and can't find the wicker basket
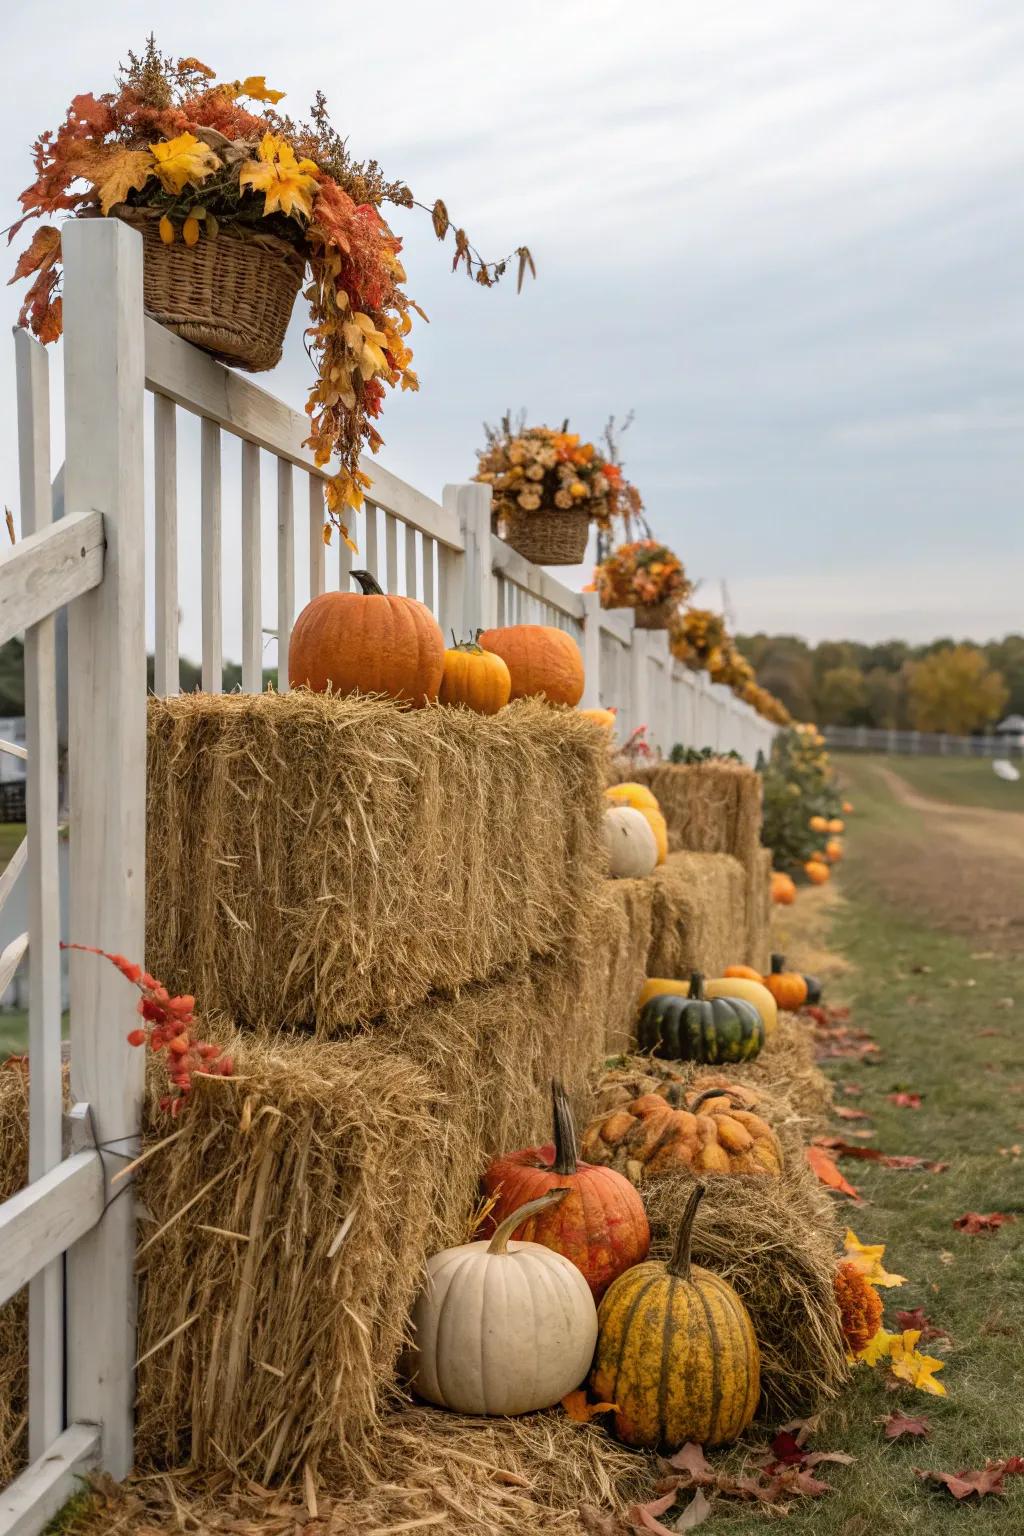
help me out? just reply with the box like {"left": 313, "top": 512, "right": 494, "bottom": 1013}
{"left": 633, "top": 598, "right": 676, "bottom": 630}
{"left": 110, "top": 206, "right": 305, "bottom": 372}
{"left": 500, "top": 506, "right": 590, "bottom": 566}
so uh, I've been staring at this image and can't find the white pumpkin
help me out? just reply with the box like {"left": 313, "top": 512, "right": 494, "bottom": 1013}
{"left": 603, "top": 805, "right": 658, "bottom": 879}
{"left": 406, "top": 1189, "right": 598, "bottom": 1415}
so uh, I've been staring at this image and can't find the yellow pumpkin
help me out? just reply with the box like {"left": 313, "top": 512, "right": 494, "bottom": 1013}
{"left": 590, "top": 1183, "right": 760, "bottom": 1449}
{"left": 579, "top": 707, "right": 617, "bottom": 731}
{"left": 438, "top": 638, "right": 512, "bottom": 714}
{"left": 636, "top": 976, "right": 777, "bottom": 1038}
{"left": 606, "top": 782, "right": 660, "bottom": 813}
{"left": 641, "top": 806, "right": 668, "bottom": 864}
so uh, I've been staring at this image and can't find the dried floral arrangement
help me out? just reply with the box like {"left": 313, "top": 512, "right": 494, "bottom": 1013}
{"left": 9, "top": 39, "right": 533, "bottom": 544}
{"left": 670, "top": 607, "right": 790, "bottom": 724}
{"left": 474, "top": 415, "right": 628, "bottom": 529}
{"left": 591, "top": 539, "right": 692, "bottom": 612}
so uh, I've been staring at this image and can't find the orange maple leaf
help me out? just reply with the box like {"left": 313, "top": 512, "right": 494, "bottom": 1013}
{"left": 8, "top": 225, "right": 60, "bottom": 284}
{"left": 560, "top": 1390, "right": 618, "bottom": 1424}
{"left": 805, "top": 1145, "right": 862, "bottom": 1201}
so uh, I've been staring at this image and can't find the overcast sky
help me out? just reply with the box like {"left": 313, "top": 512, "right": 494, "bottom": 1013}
{"left": 1, "top": 0, "right": 1022, "bottom": 657}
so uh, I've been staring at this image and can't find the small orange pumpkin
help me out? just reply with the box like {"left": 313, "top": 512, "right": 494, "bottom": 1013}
{"left": 828, "top": 818, "right": 845, "bottom": 835}
{"left": 825, "top": 838, "right": 844, "bottom": 863}
{"left": 805, "top": 859, "right": 831, "bottom": 885}
{"left": 289, "top": 570, "right": 445, "bottom": 704}
{"left": 479, "top": 624, "right": 585, "bottom": 706}
{"left": 842, "top": 801, "right": 854, "bottom": 814}
{"left": 808, "top": 814, "right": 829, "bottom": 834}
{"left": 762, "top": 953, "right": 808, "bottom": 1011}
{"left": 723, "top": 964, "right": 762, "bottom": 982}
{"left": 770, "top": 871, "right": 796, "bottom": 905}
{"left": 438, "top": 635, "right": 511, "bottom": 714}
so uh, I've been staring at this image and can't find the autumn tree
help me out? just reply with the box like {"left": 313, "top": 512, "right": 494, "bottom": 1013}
{"left": 906, "top": 645, "right": 1009, "bottom": 734}
{"left": 815, "top": 666, "right": 869, "bottom": 725}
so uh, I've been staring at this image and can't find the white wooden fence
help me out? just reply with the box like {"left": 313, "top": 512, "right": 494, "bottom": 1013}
{"left": 0, "top": 218, "right": 775, "bottom": 1534}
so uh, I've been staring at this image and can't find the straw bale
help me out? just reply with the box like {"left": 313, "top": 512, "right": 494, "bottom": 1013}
{"left": 646, "top": 851, "right": 749, "bottom": 979}
{"left": 61, "top": 1408, "right": 657, "bottom": 1534}
{"left": 583, "top": 882, "right": 655, "bottom": 1056}
{"left": 146, "top": 692, "right": 607, "bottom": 1033}
{"left": 608, "top": 759, "right": 763, "bottom": 870}
{"left": 133, "top": 946, "right": 609, "bottom": 1482}
{"left": 642, "top": 1162, "right": 848, "bottom": 1418}
{"left": 746, "top": 845, "right": 773, "bottom": 972}
{"left": 0, "top": 1059, "right": 28, "bottom": 1487}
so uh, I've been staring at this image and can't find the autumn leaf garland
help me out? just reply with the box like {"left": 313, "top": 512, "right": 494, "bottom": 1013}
{"left": 10, "top": 41, "right": 531, "bottom": 542}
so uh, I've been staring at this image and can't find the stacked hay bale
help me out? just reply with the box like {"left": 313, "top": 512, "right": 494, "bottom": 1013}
{"left": 0, "top": 1060, "right": 28, "bottom": 1487}
{"left": 608, "top": 758, "right": 771, "bottom": 970}
{"left": 135, "top": 692, "right": 610, "bottom": 1479}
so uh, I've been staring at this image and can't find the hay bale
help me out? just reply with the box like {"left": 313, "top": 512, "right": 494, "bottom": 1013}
{"left": 583, "top": 882, "right": 655, "bottom": 1056}
{"left": 746, "top": 846, "right": 773, "bottom": 972}
{"left": 646, "top": 851, "right": 749, "bottom": 978}
{"left": 608, "top": 760, "right": 763, "bottom": 868}
{"left": 134, "top": 948, "right": 609, "bottom": 1482}
{"left": 642, "top": 1165, "right": 848, "bottom": 1418}
{"left": 146, "top": 692, "right": 607, "bottom": 1032}
{"left": 0, "top": 1059, "right": 28, "bottom": 1487}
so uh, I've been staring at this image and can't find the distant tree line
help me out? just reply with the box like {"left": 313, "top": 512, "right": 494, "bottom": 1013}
{"left": 734, "top": 634, "right": 1023, "bottom": 735}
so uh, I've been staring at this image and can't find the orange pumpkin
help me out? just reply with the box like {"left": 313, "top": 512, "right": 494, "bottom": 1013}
{"left": 482, "top": 1081, "right": 650, "bottom": 1300}
{"left": 580, "top": 706, "right": 617, "bottom": 731}
{"left": 289, "top": 570, "right": 445, "bottom": 704}
{"left": 828, "top": 818, "right": 845, "bottom": 835}
{"left": 805, "top": 859, "right": 831, "bottom": 885}
{"left": 762, "top": 953, "right": 808, "bottom": 1010}
{"left": 842, "top": 801, "right": 854, "bottom": 814}
{"left": 770, "top": 871, "right": 796, "bottom": 905}
{"left": 479, "top": 625, "right": 585, "bottom": 706}
{"left": 808, "top": 815, "right": 829, "bottom": 834}
{"left": 438, "top": 637, "right": 511, "bottom": 714}
{"left": 723, "top": 964, "right": 762, "bottom": 983}
{"left": 825, "top": 838, "right": 844, "bottom": 863}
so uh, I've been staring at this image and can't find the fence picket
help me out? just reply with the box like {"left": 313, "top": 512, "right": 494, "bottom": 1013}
{"left": 153, "top": 393, "right": 178, "bottom": 697}
{"left": 200, "top": 418, "right": 222, "bottom": 692}
{"left": 308, "top": 475, "right": 325, "bottom": 601}
{"left": 276, "top": 458, "right": 294, "bottom": 692}
{"left": 240, "top": 441, "right": 262, "bottom": 694}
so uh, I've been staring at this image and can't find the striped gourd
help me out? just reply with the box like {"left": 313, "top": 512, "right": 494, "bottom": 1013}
{"left": 637, "top": 973, "right": 765, "bottom": 1064}
{"left": 591, "top": 1183, "right": 760, "bottom": 1448}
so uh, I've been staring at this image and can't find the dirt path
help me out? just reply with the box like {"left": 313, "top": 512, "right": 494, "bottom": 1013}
{"left": 841, "top": 759, "right": 1024, "bottom": 950}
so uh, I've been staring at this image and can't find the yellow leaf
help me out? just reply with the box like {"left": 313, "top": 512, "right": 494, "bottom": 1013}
{"left": 150, "top": 133, "right": 221, "bottom": 195}
{"left": 856, "top": 1328, "right": 896, "bottom": 1366}
{"left": 843, "top": 1230, "right": 906, "bottom": 1288}
{"left": 239, "top": 133, "right": 319, "bottom": 221}
{"left": 237, "top": 75, "right": 286, "bottom": 103}
{"left": 95, "top": 149, "right": 154, "bottom": 216}
{"left": 887, "top": 1330, "right": 947, "bottom": 1396}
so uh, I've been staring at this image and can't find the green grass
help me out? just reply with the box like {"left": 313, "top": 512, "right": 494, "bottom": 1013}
{"left": 713, "top": 766, "right": 1024, "bottom": 1532}
{"left": 842, "top": 753, "right": 1024, "bottom": 813}
{"left": 0, "top": 822, "right": 25, "bottom": 866}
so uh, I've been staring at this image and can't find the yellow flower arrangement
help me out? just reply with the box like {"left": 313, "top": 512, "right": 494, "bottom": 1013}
{"left": 591, "top": 540, "right": 691, "bottom": 612}
{"left": 474, "top": 418, "right": 629, "bottom": 530}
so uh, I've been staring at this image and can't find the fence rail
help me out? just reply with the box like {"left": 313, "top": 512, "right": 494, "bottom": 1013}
{"left": 0, "top": 216, "right": 777, "bottom": 1535}
{"left": 824, "top": 725, "right": 1024, "bottom": 758}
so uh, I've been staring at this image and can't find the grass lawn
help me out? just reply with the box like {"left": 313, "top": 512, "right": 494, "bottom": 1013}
{"left": 838, "top": 752, "right": 1024, "bottom": 813}
{"left": 0, "top": 821, "right": 25, "bottom": 867}
{"left": 713, "top": 764, "right": 1024, "bottom": 1532}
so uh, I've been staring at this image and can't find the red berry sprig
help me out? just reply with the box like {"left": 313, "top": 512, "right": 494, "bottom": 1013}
{"left": 61, "top": 943, "right": 233, "bottom": 1117}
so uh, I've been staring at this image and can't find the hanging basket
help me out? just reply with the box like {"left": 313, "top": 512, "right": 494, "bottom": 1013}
{"left": 499, "top": 506, "right": 590, "bottom": 566}
{"left": 632, "top": 598, "right": 676, "bottom": 630}
{"left": 108, "top": 206, "right": 306, "bottom": 372}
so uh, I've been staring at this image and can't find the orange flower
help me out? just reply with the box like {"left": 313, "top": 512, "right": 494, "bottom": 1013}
{"left": 834, "top": 1261, "right": 884, "bottom": 1354}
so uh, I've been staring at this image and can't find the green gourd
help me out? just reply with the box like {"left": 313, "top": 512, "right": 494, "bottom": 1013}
{"left": 637, "top": 973, "right": 765, "bottom": 1065}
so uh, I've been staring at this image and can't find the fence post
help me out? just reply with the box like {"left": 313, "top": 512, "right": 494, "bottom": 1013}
{"left": 61, "top": 218, "right": 146, "bottom": 1479}
{"left": 581, "top": 591, "right": 602, "bottom": 708}
{"left": 445, "top": 483, "right": 493, "bottom": 637}
{"left": 629, "top": 627, "right": 650, "bottom": 744}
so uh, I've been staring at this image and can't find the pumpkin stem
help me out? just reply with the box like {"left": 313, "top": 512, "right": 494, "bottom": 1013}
{"left": 687, "top": 1087, "right": 736, "bottom": 1115}
{"left": 689, "top": 971, "right": 705, "bottom": 1002}
{"left": 486, "top": 1188, "right": 569, "bottom": 1255}
{"left": 351, "top": 569, "right": 385, "bottom": 596}
{"left": 770, "top": 952, "right": 785, "bottom": 974}
{"left": 667, "top": 1182, "right": 706, "bottom": 1280}
{"left": 551, "top": 1079, "right": 579, "bottom": 1176}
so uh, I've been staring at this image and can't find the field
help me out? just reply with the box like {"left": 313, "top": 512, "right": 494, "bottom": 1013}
{"left": 839, "top": 751, "right": 1024, "bottom": 813}
{"left": 717, "top": 758, "right": 1024, "bottom": 1532}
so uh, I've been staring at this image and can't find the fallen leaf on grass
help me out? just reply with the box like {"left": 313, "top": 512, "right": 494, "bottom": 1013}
{"left": 629, "top": 1489, "right": 677, "bottom": 1533}
{"left": 916, "top": 1459, "right": 1024, "bottom": 1499}
{"left": 883, "top": 1412, "right": 930, "bottom": 1440}
{"left": 894, "top": 1306, "right": 951, "bottom": 1344}
{"left": 561, "top": 1390, "right": 618, "bottom": 1423}
{"left": 806, "top": 1146, "right": 862, "bottom": 1201}
{"left": 835, "top": 1105, "right": 871, "bottom": 1121}
{"left": 939, "top": 1250, "right": 955, "bottom": 1265}
{"left": 769, "top": 1431, "right": 805, "bottom": 1466}
{"left": 886, "top": 1330, "right": 947, "bottom": 1395}
{"left": 994, "top": 997, "right": 1016, "bottom": 1010}
{"left": 887, "top": 1092, "right": 923, "bottom": 1109}
{"left": 953, "top": 1211, "right": 1016, "bottom": 1235}
{"left": 667, "top": 1443, "right": 712, "bottom": 1478}
{"left": 998, "top": 1145, "right": 1022, "bottom": 1159}
{"left": 978, "top": 1028, "right": 1006, "bottom": 1037}
{"left": 840, "top": 1082, "right": 864, "bottom": 1097}
{"left": 814, "top": 1138, "right": 947, "bottom": 1173}
{"left": 843, "top": 1230, "right": 906, "bottom": 1286}
{"left": 674, "top": 1489, "right": 712, "bottom": 1530}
